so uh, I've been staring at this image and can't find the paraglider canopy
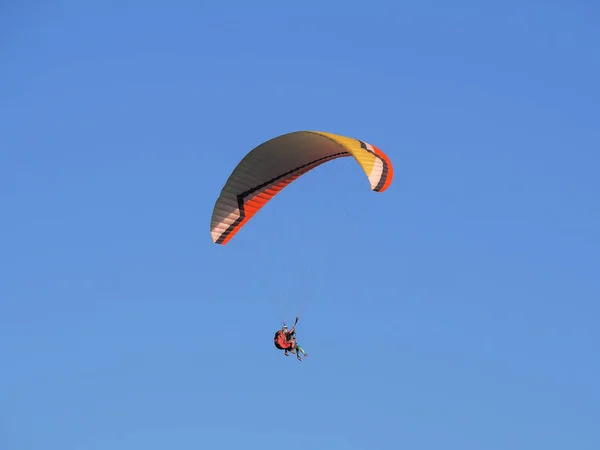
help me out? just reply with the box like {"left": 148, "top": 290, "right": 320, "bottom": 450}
{"left": 210, "top": 130, "right": 394, "bottom": 245}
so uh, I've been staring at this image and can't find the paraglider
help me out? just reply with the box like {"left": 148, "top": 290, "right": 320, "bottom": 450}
{"left": 209, "top": 130, "right": 394, "bottom": 361}
{"left": 209, "top": 130, "right": 394, "bottom": 245}
{"left": 273, "top": 317, "right": 308, "bottom": 361}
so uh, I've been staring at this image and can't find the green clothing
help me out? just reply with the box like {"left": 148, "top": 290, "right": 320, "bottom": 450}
{"left": 295, "top": 344, "right": 308, "bottom": 360}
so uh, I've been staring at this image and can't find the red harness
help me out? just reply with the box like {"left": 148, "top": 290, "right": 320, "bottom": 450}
{"left": 274, "top": 330, "right": 295, "bottom": 350}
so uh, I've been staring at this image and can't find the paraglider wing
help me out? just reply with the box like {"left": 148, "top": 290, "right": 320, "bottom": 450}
{"left": 210, "top": 130, "right": 393, "bottom": 245}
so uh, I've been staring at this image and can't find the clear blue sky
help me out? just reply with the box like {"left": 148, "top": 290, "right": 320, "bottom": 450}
{"left": 2, "top": 1, "right": 599, "bottom": 449}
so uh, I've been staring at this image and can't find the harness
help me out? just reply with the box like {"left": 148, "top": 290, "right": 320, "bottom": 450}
{"left": 274, "top": 330, "right": 294, "bottom": 350}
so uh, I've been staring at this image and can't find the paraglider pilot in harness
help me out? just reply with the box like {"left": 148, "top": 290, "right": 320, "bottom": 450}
{"left": 274, "top": 317, "right": 308, "bottom": 361}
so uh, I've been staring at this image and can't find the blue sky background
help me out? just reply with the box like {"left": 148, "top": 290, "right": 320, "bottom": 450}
{"left": 1, "top": 1, "right": 599, "bottom": 449}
